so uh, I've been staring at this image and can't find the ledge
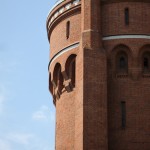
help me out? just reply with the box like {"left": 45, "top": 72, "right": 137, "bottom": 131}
{"left": 48, "top": 42, "right": 79, "bottom": 71}
{"left": 103, "top": 35, "right": 150, "bottom": 41}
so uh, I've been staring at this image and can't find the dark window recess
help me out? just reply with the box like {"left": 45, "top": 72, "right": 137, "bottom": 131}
{"left": 143, "top": 52, "right": 150, "bottom": 73}
{"left": 117, "top": 54, "right": 128, "bottom": 73}
{"left": 69, "top": 59, "right": 75, "bottom": 87}
{"left": 53, "top": 63, "right": 64, "bottom": 94}
{"left": 66, "top": 21, "right": 70, "bottom": 39}
{"left": 119, "top": 57, "right": 126, "bottom": 69}
{"left": 58, "top": 68, "right": 64, "bottom": 93}
{"left": 125, "top": 8, "right": 129, "bottom": 25}
{"left": 121, "top": 101, "right": 126, "bottom": 129}
{"left": 144, "top": 57, "right": 149, "bottom": 70}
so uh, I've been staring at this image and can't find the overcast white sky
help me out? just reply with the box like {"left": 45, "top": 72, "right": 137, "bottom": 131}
{"left": 0, "top": 0, "right": 56, "bottom": 149}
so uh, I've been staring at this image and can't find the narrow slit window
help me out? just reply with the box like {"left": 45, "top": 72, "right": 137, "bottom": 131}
{"left": 121, "top": 101, "right": 126, "bottom": 129}
{"left": 125, "top": 8, "right": 129, "bottom": 25}
{"left": 66, "top": 21, "right": 70, "bottom": 39}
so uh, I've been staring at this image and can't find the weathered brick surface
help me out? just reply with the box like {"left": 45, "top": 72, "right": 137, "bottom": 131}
{"left": 47, "top": 0, "right": 150, "bottom": 149}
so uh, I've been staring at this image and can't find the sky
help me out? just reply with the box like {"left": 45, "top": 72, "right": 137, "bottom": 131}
{"left": 0, "top": 0, "right": 56, "bottom": 150}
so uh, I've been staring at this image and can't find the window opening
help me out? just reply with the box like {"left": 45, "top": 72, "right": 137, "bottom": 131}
{"left": 117, "top": 53, "right": 128, "bottom": 73}
{"left": 66, "top": 21, "right": 70, "bottom": 39}
{"left": 58, "top": 68, "right": 64, "bottom": 93}
{"left": 144, "top": 57, "right": 149, "bottom": 70}
{"left": 125, "top": 8, "right": 129, "bottom": 25}
{"left": 119, "top": 57, "right": 126, "bottom": 69}
{"left": 121, "top": 101, "right": 126, "bottom": 129}
{"left": 65, "top": 55, "right": 76, "bottom": 89}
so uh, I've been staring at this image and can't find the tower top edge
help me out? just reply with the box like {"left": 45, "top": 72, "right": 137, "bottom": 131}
{"left": 51, "top": 0, "right": 66, "bottom": 12}
{"left": 47, "top": 0, "right": 65, "bottom": 21}
{"left": 47, "top": 0, "right": 150, "bottom": 20}
{"left": 46, "top": 0, "right": 81, "bottom": 40}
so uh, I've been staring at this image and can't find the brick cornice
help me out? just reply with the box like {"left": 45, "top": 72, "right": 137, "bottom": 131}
{"left": 102, "top": 0, "right": 150, "bottom": 4}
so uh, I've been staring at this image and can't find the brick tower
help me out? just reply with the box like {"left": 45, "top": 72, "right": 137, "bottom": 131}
{"left": 47, "top": 0, "right": 150, "bottom": 149}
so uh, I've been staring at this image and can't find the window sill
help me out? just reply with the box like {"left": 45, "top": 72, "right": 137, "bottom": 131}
{"left": 116, "top": 74, "right": 128, "bottom": 78}
{"left": 142, "top": 73, "right": 150, "bottom": 78}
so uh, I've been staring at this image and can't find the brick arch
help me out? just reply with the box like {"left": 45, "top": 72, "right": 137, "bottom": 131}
{"left": 109, "top": 44, "right": 133, "bottom": 75}
{"left": 53, "top": 63, "right": 64, "bottom": 96}
{"left": 111, "top": 44, "right": 132, "bottom": 56}
{"left": 138, "top": 44, "right": 150, "bottom": 59}
{"left": 138, "top": 44, "right": 150, "bottom": 73}
{"left": 53, "top": 63, "right": 61, "bottom": 86}
{"left": 65, "top": 54, "right": 77, "bottom": 88}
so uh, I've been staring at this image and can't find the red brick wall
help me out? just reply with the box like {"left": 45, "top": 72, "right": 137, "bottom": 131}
{"left": 104, "top": 39, "right": 150, "bottom": 150}
{"left": 107, "top": 79, "right": 150, "bottom": 150}
{"left": 47, "top": 0, "right": 150, "bottom": 150}
{"left": 102, "top": 2, "right": 150, "bottom": 36}
{"left": 55, "top": 90, "right": 76, "bottom": 149}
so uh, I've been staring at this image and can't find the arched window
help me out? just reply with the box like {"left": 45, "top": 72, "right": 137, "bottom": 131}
{"left": 58, "top": 68, "right": 63, "bottom": 92}
{"left": 53, "top": 63, "right": 60, "bottom": 87}
{"left": 142, "top": 52, "right": 150, "bottom": 73}
{"left": 117, "top": 52, "right": 128, "bottom": 73}
{"left": 66, "top": 21, "right": 70, "bottom": 39}
{"left": 53, "top": 63, "right": 63, "bottom": 93}
{"left": 65, "top": 54, "right": 76, "bottom": 88}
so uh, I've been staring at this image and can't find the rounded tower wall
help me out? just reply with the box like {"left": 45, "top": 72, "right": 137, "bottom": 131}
{"left": 55, "top": 86, "right": 76, "bottom": 150}
{"left": 49, "top": 49, "right": 79, "bottom": 149}
{"left": 50, "top": 12, "right": 81, "bottom": 58}
{"left": 47, "top": 1, "right": 81, "bottom": 149}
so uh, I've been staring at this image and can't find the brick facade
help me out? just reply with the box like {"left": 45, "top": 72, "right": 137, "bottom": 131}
{"left": 47, "top": 0, "right": 150, "bottom": 149}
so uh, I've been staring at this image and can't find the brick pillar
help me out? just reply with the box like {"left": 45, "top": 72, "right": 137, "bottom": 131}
{"left": 80, "top": 0, "right": 108, "bottom": 149}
